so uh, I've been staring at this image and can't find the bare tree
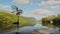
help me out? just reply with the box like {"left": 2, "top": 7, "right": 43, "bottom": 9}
{"left": 12, "top": 6, "right": 23, "bottom": 34}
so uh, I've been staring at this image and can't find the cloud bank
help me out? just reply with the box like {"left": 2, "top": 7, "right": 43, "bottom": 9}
{"left": 13, "top": 0, "right": 60, "bottom": 9}
{"left": 13, "top": 0, "right": 30, "bottom": 5}
{"left": 22, "top": 9, "right": 54, "bottom": 19}
{"left": 13, "top": 0, "right": 60, "bottom": 19}
{"left": 30, "top": 9, "right": 53, "bottom": 16}
{"left": 0, "top": 5, "right": 10, "bottom": 8}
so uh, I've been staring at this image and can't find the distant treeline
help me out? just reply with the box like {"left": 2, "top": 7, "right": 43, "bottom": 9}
{"left": 42, "top": 14, "right": 60, "bottom": 28}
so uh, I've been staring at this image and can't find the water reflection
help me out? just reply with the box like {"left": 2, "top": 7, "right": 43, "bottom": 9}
{"left": 50, "top": 28, "right": 60, "bottom": 34}
{"left": 3, "top": 23, "right": 60, "bottom": 34}
{"left": 4, "top": 23, "right": 42, "bottom": 34}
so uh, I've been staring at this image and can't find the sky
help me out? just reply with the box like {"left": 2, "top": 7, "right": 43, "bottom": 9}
{"left": 0, "top": 0, "right": 60, "bottom": 19}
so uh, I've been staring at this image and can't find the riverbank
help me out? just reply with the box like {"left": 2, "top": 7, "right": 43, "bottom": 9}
{"left": 0, "top": 28, "right": 17, "bottom": 34}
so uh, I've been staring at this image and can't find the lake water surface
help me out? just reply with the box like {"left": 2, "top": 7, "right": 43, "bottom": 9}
{"left": 3, "top": 23, "right": 60, "bottom": 34}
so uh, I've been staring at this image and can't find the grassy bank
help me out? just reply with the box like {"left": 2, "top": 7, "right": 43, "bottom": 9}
{"left": 0, "top": 10, "right": 36, "bottom": 32}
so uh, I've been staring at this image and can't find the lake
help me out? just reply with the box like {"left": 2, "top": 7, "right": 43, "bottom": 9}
{"left": 2, "top": 23, "right": 60, "bottom": 34}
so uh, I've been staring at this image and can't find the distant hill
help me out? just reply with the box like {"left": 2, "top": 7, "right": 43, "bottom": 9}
{"left": 0, "top": 10, "right": 36, "bottom": 31}
{"left": 28, "top": 17, "right": 36, "bottom": 20}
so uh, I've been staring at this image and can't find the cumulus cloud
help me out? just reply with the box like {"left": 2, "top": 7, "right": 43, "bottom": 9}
{"left": 30, "top": 9, "right": 54, "bottom": 16}
{"left": 13, "top": 0, "right": 60, "bottom": 10}
{"left": 22, "top": 9, "right": 54, "bottom": 19}
{"left": 40, "top": 0, "right": 60, "bottom": 6}
{"left": 51, "top": 6, "right": 60, "bottom": 9}
{"left": 13, "top": 0, "right": 30, "bottom": 5}
{"left": 21, "top": 8, "right": 55, "bottom": 19}
{"left": 0, "top": 5, "right": 10, "bottom": 8}
{"left": 12, "top": 0, "right": 60, "bottom": 19}
{"left": 38, "top": 0, "right": 60, "bottom": 9}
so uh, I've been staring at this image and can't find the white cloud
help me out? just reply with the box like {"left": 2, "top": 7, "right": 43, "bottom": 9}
{"left": 0, "top": 5, "right": 10, "bottom": 8}
{"left": 40, "top": 0, "right": 60, "bottom": 6}
{"left": 30, "top": 9, "right": 54, "bottom": 16}
{"left": 22, "top": 9, "right": 55, "bottom": 19}
{"left": 38, "top": 0, "right": 60, "bottom": 9}
{"left": 13, "top": 0, "right": 30, "bottom": 5}
{"left": 22, "top": 9, "right": 54, "bottom": 19}
{"left": 51, "top": 6, "right": 60, "bottom": 9}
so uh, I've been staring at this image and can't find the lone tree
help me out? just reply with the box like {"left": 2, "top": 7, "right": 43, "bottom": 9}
{"left": 12, "top": 6, "right": 23, "bottom": 34}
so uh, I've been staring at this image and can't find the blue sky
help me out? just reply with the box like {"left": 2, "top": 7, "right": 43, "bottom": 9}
{"left": 0, "top": 0, "right": 60, "bottom": 19}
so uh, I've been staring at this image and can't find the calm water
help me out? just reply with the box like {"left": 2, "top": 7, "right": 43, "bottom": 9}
{"left": 3, "top": 23, "right": 60, "bottom": 34}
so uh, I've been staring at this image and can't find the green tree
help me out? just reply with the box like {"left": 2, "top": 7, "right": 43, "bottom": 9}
{"left": 42, "top": 14, "right": 60, "bottom": 28}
